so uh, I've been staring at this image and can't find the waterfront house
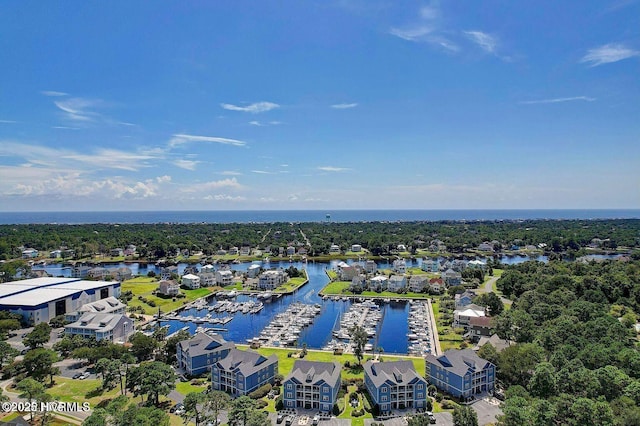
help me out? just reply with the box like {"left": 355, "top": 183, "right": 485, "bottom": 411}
{"left": 229, "top": 247, "right": 239, "bottom": 255}
{"left": 451, "top": 259, "right": 468, "bottom": 272}
{"left": 211, "top": 348, "right": 278, "bottom": 396}
{"left": 182, "top": 274, "right": 201, "bottom": 289}
{"left": 65, "top": 313, "right": 134, "bottom": 343}
{"left": 351, "top": 244, "right": 363, "bottom": 252}
{"left": 283, "top": 360, "right": 341, "bottom": 413}
{"left": 215, "top": 270, "right": 234, "bottom": 287}
{"left": 258, "top": 270, "right": 287, "bottom": 290}
{"left": 474, "top": 334, "right": 513, "bottom": 352}
{"left": 158, "top": 280, "right": 180, "bottom": 297}
{"left": 368, "top": 275, "right": 388, "bottom": 291}
{"left": 453, "top": 304, "right": 486, "bottom": 329}
{"left": 388, "top": 275, "right": 407, "bottom": 292}
{"left": 392, "top": 259, "right": 406, "bottom": 274}
{"left": 425, "top": 349, "right": 495, "bottom": 399}
{"left": 397, "top": 244, "right": 407, "bottom": 252}
{"left": 364, "top": 260, "right": 377, "bottom": 274}
{"left": 442, "top": 269, "right": 462, "bottom": 286}
{"left": 177, "top": 332, "right": 235, "bottom": 376}
{"left": 337, "top": 262, "right": 360, "bottom": 281}
{"left": 110, "top": 248, "right": 124, "bottom": 257}
{"left": 477, "top": 242, "right": 494, "bottom": 252}
{"left": 49, "top": 250, "right": 62, "bottom": 259}
{"left": 247, "top": 264, "right": 261, "bottom": 278}
{"left": 329, "top": 244, "right": 341, "bottom": 254}
{"left": 111, "top": 267, "right": 132, "bottom": 281}
{"left": 287, "top": 246, "right": 296, "bottom": 256}
{"left": 467, "top": 260, "right": 486, "bottom": 269}
{"left": 408, "top": 275, "right": 429, "bottom": 293}
{"left": 240, "top": 246, "right": 251, "bottom": 256}
{"left": 160, "top": 265, "right": 178, "bottom": 281}
{"left": 454, "top": 290, "right": 476, "bottom": 308}
{"left": 421, "top": 258, "right": 439, "bottom": 273}
{"left": 21, "top": 248, "right": 38, "bottom": 259}
{"left": 350, "top": 275, "right": 367, "bottom": 291}
{"left": 364, "top": 360, "right": 428, "bottom": 414}
{"left": 198, "top": 271, "right": 216, "bottom": 287}
{"left": 72, "top": 265, "right": 91, "bottom": 279}
{"left": 88, "top": 267, "right": 110, "bottom": 280}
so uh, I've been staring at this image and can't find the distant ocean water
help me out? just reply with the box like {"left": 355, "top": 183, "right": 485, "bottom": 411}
{"left": 1, "top": 209, "right": 639, "bottom": 225}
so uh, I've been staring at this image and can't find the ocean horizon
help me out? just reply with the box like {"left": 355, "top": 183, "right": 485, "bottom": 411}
{"left": 1, "top": 209, "right": 639, "bottom": 225}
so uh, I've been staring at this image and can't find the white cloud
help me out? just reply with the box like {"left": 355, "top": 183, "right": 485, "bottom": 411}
{"left": 389, "top": 26, "right": 433, "bottom": 42}
{"left": 251, "top": 170, "right": 274, "bottom": 174}
{"left": 220, "top": 171, "right": 242, "bottom": 176}
{"left": 203, "top": 194, "right": 246, "bottom": 201}
{"left": 520, "top": 96, "right": 596, "bottom": 105}
{"left": 249, "top": 120, "right": 282, "bottom": 126}
{"left": 41, "top": 91, "right": 68, "bottom": 97}
{"left": 169, "top": 133, "right": 246, "bottom": 147}
{"left": 464, "top": 31, "right": 497, "bottom": 54}
{"left": 174, "top": 159, "right": 200, "bottom": 170}
{"left": 249, "top": 121, "right": 263, "bottom": 126}
{"left": 185, "top": 178, "right": 243, "bottom": 192}
{"left": 156, "top": 175, "right": 172, "bottom": 183}
{"left": 318, "top": 166, "right": 350, "bottom": 172}
{"left": 54, "top": 97, "right": 105, "bottom": 122}
{"left": 0, "top": 120, "right": 17, "bottom": 124}
{"left": 63, "top": 149, "right": 157, "bottom": 171}
{"left": 220, "top": 101, "right": 280, "bottom": 113}
{"left": 331, "top": 103, "right": 358, "bottom": 109}
{"left": 580, "top": 43, "right": 639, "bottom": 66}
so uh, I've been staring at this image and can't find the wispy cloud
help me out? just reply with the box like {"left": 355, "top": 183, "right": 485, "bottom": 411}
{"left": 318, "top": 166, "right": 350, "bottom": 172}
{"left": 220, "top": 101, "right": 279, "bottom": 113}
{"left": 52, "top": 126, "right": 80, "bottom": 130}
{"left": 54, "top": 98, "right": 103, "bottom": 122}
{"left": 249, "top": 120, "right": 282, "bottom": 126}
{"left": 184, "top": 178, "right": 243, "bottom": 192}
{"left": 388, "top": 2, "right": 459, "bottom": 53}
{"left": 63, "top": 149, "right": 157, "bottom": 171}
{"left": 520, "top": 96, "right": 596, "bottom": 105}
{"left": 169, "top": 134, "right": 246, "bottom": 148}
{"left": 41, "top": 90, "right": 68, "bottom": 97}
{"left": 251, "top": 170, "right": 274, "bottom": 174}
{"left": 220, "top": 171, "right": 242, "bottom": 176}
{"left": 331, "top": 103, "right": 358, "bottom": 109}
{"left": 464, "top": 31, "right": 497, "bottom": 54}
{"left": 0, "top": 120, "right": 17, "bottom": 124}
{"left": 389, "top": 26, "right": 433, "bottom": 42}
{"left": 580, "top": 43, "right": 639, "bottom": 66}
{"left": 203, "top": 194, "right": 246, "bottom": 201}
{"left": 174, "top": 159, "right": 200, "bottom": 171}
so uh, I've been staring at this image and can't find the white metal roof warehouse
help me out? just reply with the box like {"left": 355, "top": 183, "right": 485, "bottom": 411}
{"left": 0, "top": 277, "right": 121, "bottom": 325}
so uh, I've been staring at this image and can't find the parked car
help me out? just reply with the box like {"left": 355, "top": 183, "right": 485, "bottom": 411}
{"left": 276, "top": 413, "right": 285, "bottom": 424}
{"left": 79, "top": 372, "right": 91, "bottom": 380}
{"left": 285, "top": 415, "right": 293, "bottom": 426}
{"left": 72, "top": 373, "right": 82, "bottom": 379}
{"left": 312, "top": 414, "right": 320, "bottom": 425}
{"left": 427, "top": 411, "right": 436, "bottom": 424}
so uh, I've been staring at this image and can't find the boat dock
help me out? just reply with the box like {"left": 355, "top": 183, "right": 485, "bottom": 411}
{"left": 251, "top": 302, "right": 322, "bottom": 347}
{"left": 407, "top": 300, "right": 434, "bottom": 356}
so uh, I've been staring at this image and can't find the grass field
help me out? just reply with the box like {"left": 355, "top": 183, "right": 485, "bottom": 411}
{"left": 320, "top": 281, "right": 430, "bottom": 299}
{"left": 122, "top": 277, "right": 215, "bottom": 315}
{"left": 273, "top": 276, "right": 307, "bottom": 293}
{"left": 46, "top": 377, "right": 121, "bottom": 406}
{"left": 175, "top": 381, "right": 208, "bottom": 396}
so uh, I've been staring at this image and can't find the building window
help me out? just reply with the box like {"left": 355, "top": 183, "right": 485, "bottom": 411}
{"left": 287, "top": 383, "right": 292, "bottom": 389}
{"left": 417, "top": 384, "right": 423, "bottom": 390}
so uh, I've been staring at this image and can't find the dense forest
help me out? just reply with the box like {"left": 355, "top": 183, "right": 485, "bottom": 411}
{"left": 1, "top": 219, "right": 638, "bottom": 261}
{"left": 487, "top": 259, "right": 640, "bottom": 425}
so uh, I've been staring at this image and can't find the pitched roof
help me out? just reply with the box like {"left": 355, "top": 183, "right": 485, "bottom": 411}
{"left": 78, "top": 296, "right": 125, "bottom": 314}
{"left": 426, "top": 349, "right": 493, "bottom": 377}
{"left": 216, "top": 348, "right": 277, "bottom": 377}
{"left": 364, "top": 360, "right": 424, "bottom": 388}
{"left": 475, "top": 334, "right": 513, "bottom": 352}
{"left": 285, "top": 360, "right": 341, "bottom": 387}
{"left": 469, "top": 316, "right": 492, "bottom": 327}
{"left": 178, "top": 332, "right": 235, "bottom": 357}
{"left": 66, "top": 313, "right": 130, "bottom": 332}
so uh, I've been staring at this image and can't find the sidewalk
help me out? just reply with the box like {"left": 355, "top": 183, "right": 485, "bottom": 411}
{"left": 426, "top": 298, "right": 442, "bottom": 356}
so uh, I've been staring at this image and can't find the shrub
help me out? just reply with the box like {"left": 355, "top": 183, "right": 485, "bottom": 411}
{"left": 441, "top": 399, "right": 458, "bottom": 409}
{"left": 426, "top": 398, "right": 433, "bottom": 411}
{"left": 435, "top": 393, "right": 443, "bottom": 402}
{"left": 332, "top": 404, "right": 341, "bottom": 416}
{"left": 248, "top": 383, "right": 272, "bottom": 399}
{"left": 275, "top": 395, "right": 283, "bottom": 411}
{"left": 255, "top": 399, "right": 268, "bottom": 409}
{"left": 352, "top": 408, "right": 364, "bottom": 417}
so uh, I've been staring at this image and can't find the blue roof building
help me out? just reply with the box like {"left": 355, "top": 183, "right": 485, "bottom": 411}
{"left": 211, "top": 348, "right": 278, "bottom": 397}
{"left": 425, "top": 349, "right": 495, "bottom": 400}
{"left": 364, "top": 360, "right": 428, "bottom": 415}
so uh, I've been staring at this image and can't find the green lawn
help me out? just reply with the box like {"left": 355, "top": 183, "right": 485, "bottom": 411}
{"left": 319, "top": 281, "right": 430, "bottom": 299}
{"left": 46, "top": 377, "right": 121, "bottom": 407}
{"left": 175, "top": 381, "right": 207, "bottom": 396}
{"left": 122, "top": 277, "right": 214, "bottom": 315}
{"left": 273, "top": 276, "right": 308, "bottom": 294}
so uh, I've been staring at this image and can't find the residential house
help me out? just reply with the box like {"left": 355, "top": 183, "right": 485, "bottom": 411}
{"left": 454, "top": 290, "right": 476, "bottom": 308}
{"left": 364, "top": 360, "right": 428, "bottom": 414}
{"left": 212, "top": 348, "right": 278, "bottom": 396}
{"left": 474, "top": 334, "right": 513, "bottom": 353}
{"left": 467, "top": 316, "right": 493, "bottom": 342}
{"left": 467, "top": 260, "right": 486, "bottom": 269}
{"left": 258, "top": 270, "right": 287, "bottom": 290}
{"left": 425, "top": 349, "right": 495, "bottom": 399}
{"left": 88, "top": 267, "right": 110, "bottom": 280}
{"left": 240, "top": 246, "right": 251, "bottom": 256}
{"left": 201, "top": 264, "right": 215, "bottom": 273}
{"left": 397, "top": 244, "right": 407, "bottom": 252}
{"left": 329, "top": 244, "right": 341, "bottom": 254}
{"left": 216, "top": 249, "right": 227, "bottom": 256}
{"left": 451, "top": 259, "right": 468, "bottom": 272}
{"left": 368, "top": 275, "right": 388, "bottom": 291}
{"left": 408, "top": 275, "right": 429, "bottom": 293}
{"left": 72, "top": 265, "right": 91, "bottom": 279}
{"left": 350, "top": 275, "right": 367, "bottom": 291}
{"left": 477, "top": 242, "right": 494, "bottom": 252}
{"left": 421, "top": 258, "right": 439, "bottom": 273}
{"left": 286, "top": 246, "right": 296, "bottom": 256}
{"left": 247, "top": 264, "right": 262, "bottom": 278}
{"left": 124, "top": 245, "right": 137, "bottom": 256}
{"left": 49, "top": 250, "right": 62, "bottom": 259}
{"left": 182, "top": 274, "right": 201, "bottom": 289}
{"left": 158, "top": 280, "right": 180, "bottom": 296}
{"left": 442, "top": 269, "right": 462, "bottom": 287}
{"left": 392, "top": 259, "right": 406, "bottom": 274}
{"left": 65, "top": 313, "right": 134, "bottom": 343}
{"left": 283, "top": 360, "right": 341, "bottom": 413}
{"left": 429, "top": 278, "right": 445, "bottom": 294}
{"left": 198, "top": 271, "right": 216, "bottom": 287}
{"left": 21, "top": 248, "right": 38, "bottom": 259}
{"left": 177, "top": 332, "right": 235, "bottom": 376}
{"left": 388, "top": 275, "right": 407, "bottom": 292}
{"left": 216, "top": 270, "right": 234, "bottom": 287}
{"left": 111, "top": 267, "right": 132, "bottom": 281}
{"left": 453, "top": 304, "right": 486, "bottom": 329}
{"left": 351, "top": 244, "right": 363, "bottom": 252}
{"left": 160, "top": 266, "right": 179, "bottom": 281}
{"left": 228, "top": 247, "right": 239, "bottom": 255}
{"left": 364, "top": 260, "right": 377, "bottom": 274}
{"left": 110, "top": 248, "right": 124, "bottom": 257}
{"left": 337, "top": 262, "right": 360, "bottom": 281}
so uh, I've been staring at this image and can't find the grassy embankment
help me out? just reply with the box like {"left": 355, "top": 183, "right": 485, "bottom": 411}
{"left": 122, "top": 277, "right": 215, "bottom": 315}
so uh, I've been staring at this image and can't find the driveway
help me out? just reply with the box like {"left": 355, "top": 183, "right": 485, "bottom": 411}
{"left": 471, "top": 397, "right": 503, "bottom": 425}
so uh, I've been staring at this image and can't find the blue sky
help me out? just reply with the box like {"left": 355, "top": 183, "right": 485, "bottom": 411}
{"left": 0, "top": 0, "right": 639, "bottom": 211}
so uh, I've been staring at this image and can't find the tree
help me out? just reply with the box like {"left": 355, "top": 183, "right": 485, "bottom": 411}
{"left": 350, "top": 325, "right": 368, "bottom": 366}
{"left": 164, "top": 329, "right": 190, "bottom": 362}
{"left": 95, "top": 358, "right": 122, "bottom": 391}
{"left": 474, "top": 292, "right": 504, "bottom": 316}
{"left": 407, "top": 415, "right": 435, "bottom": 425}
{"left": 129, "top": 332, "right": 158, "bottom": 361}
{"left": 126, "top": 361, "right": 176, "bottom": 406}
{"left": 453, "top": 405, "right": 479, "bottom": 426}
{"left": 228, "top": 396, "right": 258, "bottom": 426}
{"left": 0, "top": 340, "right": 19, "bottom": 364}
{"left": 245, "top": 409, "right": 269, "bottom": 426}
{"left": 22, "top": 347, "right": 58, "bottom": 384}
{"left": 17, "top": 377, "right": 45, "bottom": 421}
{"left": 205, "top": 391, "right": 231, "bottom": 424}
{"left": 182, "top": 392, "right": 205, "bottom": 426}
{"left": 24, "top": 322, "right": 51, "bottom": 349}
{"left": 528, "top": 362, "right": 557, "bottom": 398}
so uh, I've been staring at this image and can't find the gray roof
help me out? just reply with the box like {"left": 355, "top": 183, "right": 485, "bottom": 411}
{"left": 78, "top": 296, "right": 125, "bottom": 314}
{"left": 216, "top": 348, "right": 277, "bottom": 377}
{"left": 285, "top": 360, "right": 341, "bottom": 387}
{"left": 178, "top": 332, "right": 234, "bottom": 357}
{"left": 426, "top": 349, "right": 493, "bottom": 377}
{"left": 66, "top": 313, "right": 130, "bottom": 332}
{"left": 475, "top": 334, "right": 513, "bottom": 352}
{"left": 364, "top": 360, "right": 424, "bottom": 388}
